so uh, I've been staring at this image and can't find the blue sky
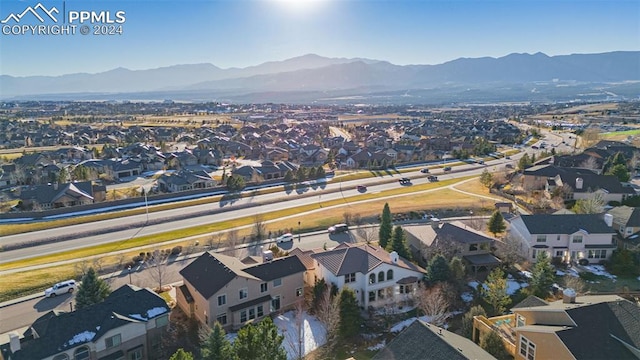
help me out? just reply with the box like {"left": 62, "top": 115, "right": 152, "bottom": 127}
{"left": 1, "top": 0, "right": 639, "bottom": 76}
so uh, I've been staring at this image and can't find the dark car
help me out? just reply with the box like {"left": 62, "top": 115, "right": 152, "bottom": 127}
{"left": 420, "top": 168, "right": 429, "bottom": 173}
{"left": 399, "top": 177, "right": 411, "bottom": 185}
{"left": 427, "top": 175, "right": 438, "bottom": 182}
{"left": 443, "top": 166, "right": 452, "bottom": 171}
{"left": 356, "top": 185, "right": 367, "bottom": 192}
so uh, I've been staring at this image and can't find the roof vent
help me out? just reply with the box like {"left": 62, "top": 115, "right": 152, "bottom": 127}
{"left": 563, "top": 288, "right": 577, "bottom": 304}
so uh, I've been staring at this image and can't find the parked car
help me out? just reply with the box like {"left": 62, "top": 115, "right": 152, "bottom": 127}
{"left": 443, "top": 166, "right": 452, "bottom": 171}
{"left": 398, "top": 177, "right": 411, "bottom": 185}
{"left": 357, "top": 185, "right": 367, "bottom": 192}
{"left": 420, "top": 168, "right": 429, "bottom": 173}
{"left": 276, "top": 233, "right": 294, "bottom": 243}
{"left": 328, "top": 223, "right": 349, "bottom": 234}
{"left": 44, "top": 280, "right": 77, "bottom": 298}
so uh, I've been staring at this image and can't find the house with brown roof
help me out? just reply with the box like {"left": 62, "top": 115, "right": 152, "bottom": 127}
{"left": 310, "top": 243, "right": 425, "bottom": 309}
{"left": 176, "top": 252, "right": 306, "bottom": 330}
{"left": 472, "top": 293, "right": 640, "bottom": 360}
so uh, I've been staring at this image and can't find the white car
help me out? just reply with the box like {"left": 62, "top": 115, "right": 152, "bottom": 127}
{"left": 44, "top": 280, "right": 77, "bottom": 298}
{"left": 276, "top": 233, "right": 294, "bottom": 243}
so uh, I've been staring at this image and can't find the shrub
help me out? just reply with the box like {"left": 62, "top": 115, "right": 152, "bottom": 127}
{"left": 171, "top": 246, "right": 183, "bottom": 255}
{"left": 132, "top": 255, "right": 144, "bottom": 263}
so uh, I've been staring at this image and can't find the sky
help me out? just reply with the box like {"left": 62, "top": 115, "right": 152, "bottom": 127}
{"left": 0, "top": 0, "right": 639, "bottom": 76}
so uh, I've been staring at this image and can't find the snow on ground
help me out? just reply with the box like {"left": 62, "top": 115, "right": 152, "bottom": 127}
{"left": 582, "top": 265, "right": 617, "bottom": 280}
{"left": 519, "top": 271, "right": 532, "bottom": 279}
{"left": 367, "top": 342, "right": 386, "bottom": 351}
{"left": 468, "top": 279, "right": 528, "bottom": 296}
{"left": 273, "top": 311, "right": 327, "bottom": 360}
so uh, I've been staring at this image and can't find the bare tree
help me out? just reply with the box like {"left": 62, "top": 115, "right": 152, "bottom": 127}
{"left": 422, "top": 234, "right": 463, "bottom": 263}
{"left": 495, "top": 233, "right": 526, "bottom": 267}
{"left": 225, "top": 230, "right": 240, "bottom": 257}
{"left": 251, "top": 214, "right": 266, "bottom": 241}
{"left": 315, "top": 286, "right": 340, "bottom": 359}
{"left": 572, "top": 191, "right": 605, "bottom": 214}
{"left": 357, "top": 226, "right": 378, "bottom": 244}
{"left": 342, "top": 211, "right": 352, "bottom": 226}
{"left": 283, "top": 299, "right": 306, "bottom": 360}
{"left": 580, "top": 156, "right": 600, "bottom": 171}
{"left": 562, "top": 275, "right": 587, "bottom": 295}
{"left": 415, "top": 283, "right": 450, "bottom": 326}
{"left": 146, "top": 249, "right": 170, "bottom": 292}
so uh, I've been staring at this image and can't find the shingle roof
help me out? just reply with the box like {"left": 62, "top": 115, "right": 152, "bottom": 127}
{"left": 607, "top": 206, "right": 640, "bottom": 228}
{"left": 10, "top": 285, "right": 168, "bottom": 360}
{"left": 243, "top": 255, "right": 306, "bottom": 281}
{"left": 372, "top": 320, "right": 496, "bottom": 360}
{"left": 519, "top": 214, "right": 615, "bottom": 235}
{"left": 511, "top": 295, "right": 549, "bottom": 309}
{"left": 310, "top": 243, "right": 425, "bottom": 276}
{"left": 437, "top": 221, "right": 496, "bottom": 244}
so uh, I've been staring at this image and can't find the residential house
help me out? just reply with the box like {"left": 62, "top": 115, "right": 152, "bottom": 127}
{"left": 345, "top": 149, "right": 393, "bottom": 169}
{"left": 156, "top": 170, "right": 216, "bottom": 193}
{"left": 0, "top": 284, "right": 170, "bottom": 360}
{"left": 177, "top": 252, "right": 306, "bottom": 331}
{"left": 310, "top": 243, "right": 425, "bottom": 309}
{"left": 473, "top": 294, "right": 640, "bottom": 360}
{"left": 404, "top": 222, "right": 501, "bottom": 272}
{"left": 606, "top": 206, "right": 640, "bottom": 250}
{"left": 232, "top": 161, "right": 298, "bottom": 182}
{"left": 373, "top": 320, "right": 496, "bottom": 360}
{"left": 19, "top": 181, "right": 106, "bottom": 210}
{"left": 508, "top": 214, "right": 617, "bottom": 264}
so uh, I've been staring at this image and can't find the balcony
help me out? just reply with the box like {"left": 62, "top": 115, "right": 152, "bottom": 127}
{"left": 473, "top": 314, "right": 517, "bottom": 356}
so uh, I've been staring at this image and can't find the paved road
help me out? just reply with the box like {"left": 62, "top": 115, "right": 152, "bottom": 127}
{"left": 0, "top": 231, "right": 352, "bottom": 335}
{"left": 1, "top": 161, "right": 508, "bottom": 263}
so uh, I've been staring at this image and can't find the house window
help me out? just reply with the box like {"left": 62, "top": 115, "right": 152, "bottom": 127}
{"left": 216, "top": 313, "right": 227, "bottom": 325}
{"left": 536, "top": 235, "right": 546, "bottom": 243}
{"left": 53, "top": 355, "right": 69, "bottom": 360}
{"left": 387, "top": 269, "right": 393, "bottom": 280}
{"left": 257, "top": 305, "right": 264, "bottom": 317}
{"left": 369, "top": 274, "right": 376, "bottom": 284}
{"left": 378, "top": 271, "right": 384, "bottom": 282}
{"left": 240, "top": 310, "right": 247, "bottom": 323}
{"left": 572, "top": 235, "right": 583, "bottom": 243}
{"left": 273, "top": 278, "right": 282, "bottom": 287}
{"left": 261, "top": 283, "right": 268, "bottom": 293}
{"left": 271, "top": 296, "right": 281, "bottom": 312}
{"left": 588, "top": 250, "right": 607, "bottom": 259}
{"left": 557, "top": 235, "right": 561, "bottom": 241}
{"left": 155, "top": 314, "right": 169, "bottom": 328}
{"left": 399, "top": 284, "right": 413, "bottom": 294}
{"left": 469, "top": 243, "right": 479, "bottom": 251}
{"left": 345, "top": 273, "right": 356, "bottom": 283}
{"left": 74, "top": 346, "right": 90, "bottom": 360}
{"left": 516, "top": 314, "right": 525, "bottom": 327}
{"left": 249, "top": 308, "right": 256, "bottom": 320}
{"left": 296, "top": 288, "right": 303, "bottom": 297}
{"left": 128, "top": 348, "right": 143, "bottom": 360}
{"left": 369, "top": 291, "right": 376, "bottom": 302}
{"left": 106, "top": 334, "right": 121, "bottom": 348}
{"left": 377, "top": 289, "right": 385, "bottom": 300}
{"left": 626, "top": 228, "right": 633, "bottom": 235}
{"left": 555, "top": 250, "right": 564, "bottom": 257}
{"left": 218, "top": 294, "right": 226, "bottom": 306}
{"left": 519, "top": 336, "right": 536, "bottom": 360}
{"left": 239, "top": 288, "right": 248, "bottom": 300}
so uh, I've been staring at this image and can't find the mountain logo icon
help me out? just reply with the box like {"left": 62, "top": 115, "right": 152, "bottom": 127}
{"left": 1, "top": 3, "right": 59, "bottom": 24}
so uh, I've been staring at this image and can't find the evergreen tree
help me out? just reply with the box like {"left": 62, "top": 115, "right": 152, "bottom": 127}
{"left": 339, "top": 288, "right": 362, "bottom": 338}
{"left": 201, "top": 322, "right": 235, "bottom": 360}
{"left": 529, "top": 251, "right": 556, "bottom": 298}
{"left": 461, "top": 305, "right": 487, "bottom": 338}
{"left": 608, "top": 249, "right": 640, "bottom": 276}
{"left": 169, "top": 349, "right": 194, "bottom": 360}
{"left": 487, "top": 210, "right": 506, "bottom": 237}
{"left": 607, "top": 163, "right": 630, "bottom": 182}
{"left": 75, "top": 267, "right": 111, "bottom": 310}
{"left": 296, "top": 167, "right": 307, "bottom": 182}
{"left": 518, "top": 153, "right": 531, "bottom": 170}
{"left": 307, "top": 167, "right": 317, "bottom": 179}
{"left": 379, "top": 203, "right": 392, "bottom": 249}
{"left": 426, "top": 254, "right": 450, "bottom": 283}
{"left": 316, "top": 166, "right": 326, "bottom": 178}
{"left": 284, "top": 170, "right": 294, "bottom": 182}
{"left": 480, "top": 331, "right": 511, "bottom": 360}
{"left": 389, "top": 225, "right": 411, "bottom": 259}
{"left": 479, "top": 169, "right": 494, "bottom": 189}
{"left": 449, "top": 257, "right": 466, "bottom": 282}
{"left": 482, "top": 267, "right": 510, "bottom": 316}
{"left": 233, "top": 317, "right": 286, "bottom": 360}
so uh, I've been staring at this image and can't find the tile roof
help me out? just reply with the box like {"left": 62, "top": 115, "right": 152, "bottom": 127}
{"left": 519, "top": 214, "right": 615, "bottom": 235}
{"left": 372, "top": 320, "right": 496, "bottom": 360}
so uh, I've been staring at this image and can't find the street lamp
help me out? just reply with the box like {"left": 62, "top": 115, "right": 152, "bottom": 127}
{"left": 127, "top": 265, "right": 132, "bottom": 284}
{"left": 298, "top": 221, "right": 301, "bottom": 242}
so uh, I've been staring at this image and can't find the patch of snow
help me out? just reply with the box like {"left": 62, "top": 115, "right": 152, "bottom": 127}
{"left": 390, "top": 315, "right": 447, "bottom": 333}
{"left": 128, "top": 313, "right": 146, "bottom": 321}
{"left": 66, "top": 331, "right": 96, "bottom": 346}
{"left": 520, "top": 271, "right": 533, "bottom": 279}
{"left": 469, "top": 279, "right": 529, "bottom": 295}
{"left": 582, "top": 265, "right": 617, "bottom": 279}
{"left": 273, "top": 311, "right": 327, "bottom": 360}
{"left": 367, "top": 342, "right": 386, "bottom": 351}
{"left": 556, "top": 270, "right": 566, "bottom": 276}
{"left": 461, "top": 292, "right": 474, "bottom": 303}
{"left": 637, "top": 276, "right": 640, "bottom": 281}
{"left": 147, "top": 306, "right": 168, "bottom": 318}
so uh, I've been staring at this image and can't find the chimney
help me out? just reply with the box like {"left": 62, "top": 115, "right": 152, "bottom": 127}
{"left": 9, "top": 332, "right": 20, "bottom": 353}
{"left": 262, "top": 249, "right": 273, "bottom": 263}
{"left": 53, "top": 182, "right": 59, "bottom": 190}
{"left": 575, "top": 177, "right": 583, "bottom": 190}
{"left": 563, "top": 288, "right": 577, "bottom": 304}
{"left": 390, "top": 251, "right": 399, "bottom": 263}
{"left": 604, "top": 213, "right": 613, "bottom": 227}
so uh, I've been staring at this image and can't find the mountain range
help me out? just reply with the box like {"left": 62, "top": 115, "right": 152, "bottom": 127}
{"left": 2, "top": 51, "right": 639, "bottom": 103}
